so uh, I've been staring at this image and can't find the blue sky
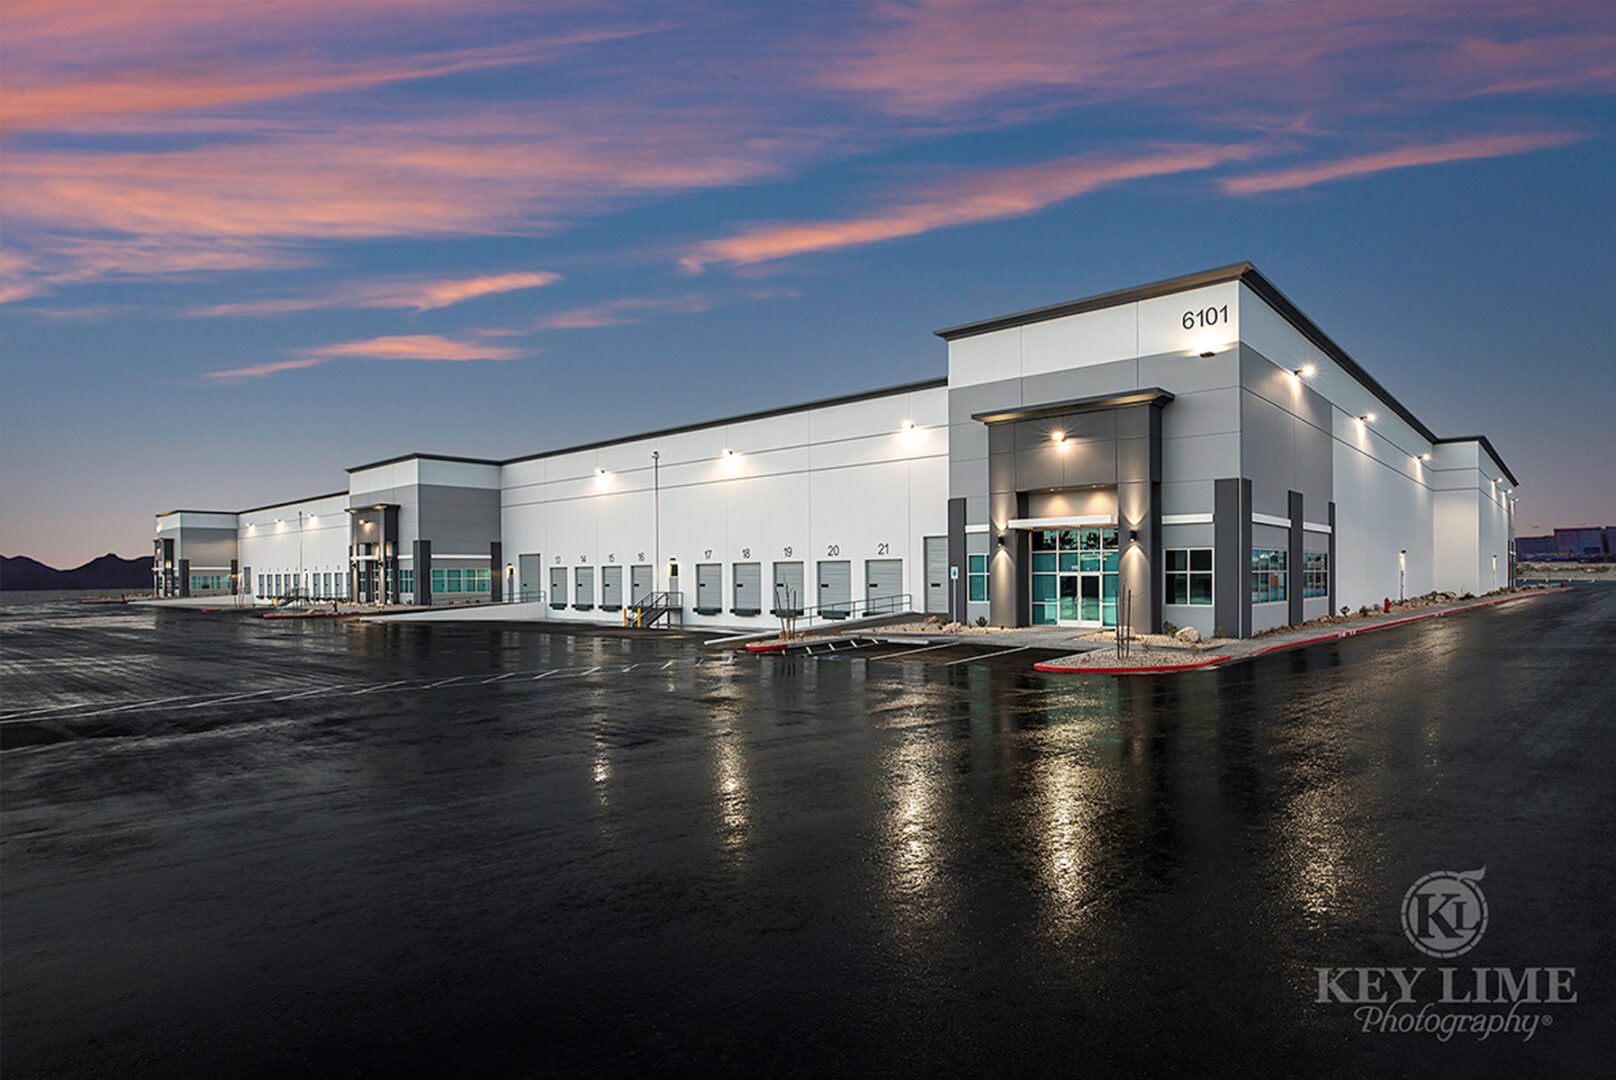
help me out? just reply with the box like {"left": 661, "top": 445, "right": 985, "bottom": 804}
{"left": 2, "top": 0, "right": 1612, "bottom": 564}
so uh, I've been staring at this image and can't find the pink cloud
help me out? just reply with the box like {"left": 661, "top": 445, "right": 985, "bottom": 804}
{"left": 821, "top": 2, "right": 1616, "bottom": 118}
{"left": 681, "top": 142, "right": 1261, "bottom": 270}
{"left": 204, "top": 357, "right": 329, "bottom": 382}
{"left": 1222, "top": 132, "right": 1583, "bottom": 195}
{"left": 190, "top": 271, "right": 562, "bottom": 317}
{"left": 202, "top": 334, "right": 526, "bottom": 382}
{"left": 535, "top": 293, "right": 716, "bottom": 330}
{"left": 303, "top": 335, "right": 524, "bottom": 362}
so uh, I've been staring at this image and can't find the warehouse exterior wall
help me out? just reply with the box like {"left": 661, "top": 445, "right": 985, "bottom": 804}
{"left": 499, "top": 383, "right": 948, "bottom": 630}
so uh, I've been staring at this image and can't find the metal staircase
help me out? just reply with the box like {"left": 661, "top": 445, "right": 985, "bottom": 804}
{"left": 627, "top": 591, "right": 684, "bottom": 628}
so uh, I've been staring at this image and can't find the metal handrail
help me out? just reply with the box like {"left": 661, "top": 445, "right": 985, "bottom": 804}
{"left": 626, "top": 591, "right": 684, "bottom": 628}
{"left": 776, "top": 591, "right": 913, "bottom": 638}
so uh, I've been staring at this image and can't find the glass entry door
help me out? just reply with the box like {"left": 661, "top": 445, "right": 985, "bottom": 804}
{"left": 1031, "top": 526, "right": 1119, "bottom": 627}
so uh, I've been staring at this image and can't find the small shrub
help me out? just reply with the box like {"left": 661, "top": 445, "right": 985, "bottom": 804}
{"left": 975, "top": 615, "right": 988, "bottom": 627}
{"left": 1213, "top": 625, "right": 1229, "bottom": 639}
{"left": 1162, "top": 620, "right": 1178, "bottom": 636}
{"left": 1358, "top": 605, "right": 1372, "bottom": 616}
{"left": 1340, "top": 605, "right": 1351, "bottom": 616}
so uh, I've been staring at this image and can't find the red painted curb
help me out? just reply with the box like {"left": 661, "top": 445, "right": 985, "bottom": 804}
{"left": 745, "top": 641, "right": 790, "bottom": 653}
{"left": 1036, "top": 588, "right": 1567, "bottom": 676}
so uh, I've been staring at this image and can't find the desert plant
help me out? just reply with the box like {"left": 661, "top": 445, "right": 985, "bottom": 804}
{"left": 1213, "top": 625, "right": 1229, "bottom": 639}
{"left": 975, "top": 615, "right": 988, "bottom": 627}
{"left": 1358, "top": 605, "right": 1372, "bottom": 616}
{"left": 1162, "top": 620, "right": 1178, "bottom": 636}
{"left": 1340, "top": 605, "right": 1350, "bottom": 616}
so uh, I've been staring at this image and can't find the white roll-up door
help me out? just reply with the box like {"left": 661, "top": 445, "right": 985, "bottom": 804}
{"left": 519, "top": 553, "right": 542, "bottom": 603}
{"left": 772, "top": 562, "right": 804, "bottom": 614}
{"left": 817, "top": 560, "right": 851, "bottom": 618}
{"left": 549, "top": 566, "right": 567, "bottom": 608}
{"left": 630, "top": 564, "right": 653, "bottom": 604}
{"left": 574, "top": 566, "right": 595, "bottom": 609}
{"left": 601, "top": 564, "right": 622, "bottom": 609}
{"left": 695, "top": 563, "right": 722, "bottom": 614}
{"left": 923, "top": 537, "right": 949, "bottom": 614}
{"left": 732, "top": 562, "right": 762, "bottom": 614}
{"left": 865, "top": 558, "right": 903, "bottom": 613}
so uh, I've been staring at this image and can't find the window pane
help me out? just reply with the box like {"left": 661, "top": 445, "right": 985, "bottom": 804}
{"left": 1058, "top": 529, "right": 1082, "bottom": 550}
{"left": 1032, "top": 553, "right": 1058, "bottom": 573}
{"left": 968, "top": 577, "right": 987, "bottom": 602}
{"left": 1190, "top": 573, "right": 1213, "bottom": 605}
{"left": 1168, "top": 549, "right": 1187, "bottom": 572}
{"left": 1101, "top": 573, "right": 1118, "bottom": 600}
{"left": 1058, "top": 552, "right": 1079, "bottom": 573}
{"left": 1100, "top": 528, "right": 1118, "bottom": 549}
{"left": 1081, "top": 529, "right": 1101, "bottom": 551}
{"left": 1080, "top": 553, "right": 1100, "bottom": 572}
{"left": 1033, "top": 530, "right": 1059, "bottom": 551}
{"left": 1103, "top": 552, "right": 1118, "bottom": 572}
{"left": 1190, "top": 549, "right": 1213, "bottom": 572}
{"left": 968, "top": 554, "right": 986, "bottom": 574}
{"left": 1166, "top": 573, "right": 1188, "bottom": 605}
{"left": 1032, "top": 603, "right": 1057, "bottom": 626}
{"left": 1031, "top": 574, "right": 1057, "bottom": 602}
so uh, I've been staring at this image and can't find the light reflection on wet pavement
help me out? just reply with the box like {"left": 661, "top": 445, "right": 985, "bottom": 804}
{"left": 2, "top": 591, "right": 1613, "bottom": 1077}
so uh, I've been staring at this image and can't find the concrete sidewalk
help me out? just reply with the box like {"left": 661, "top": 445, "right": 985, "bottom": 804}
{"left": 1035, "top": 587, "right": 1569, "bottom": 674}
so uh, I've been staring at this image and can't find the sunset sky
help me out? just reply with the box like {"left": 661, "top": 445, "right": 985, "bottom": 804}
{"left": 2, "top": 0, "right": 1612, "bottom": 566}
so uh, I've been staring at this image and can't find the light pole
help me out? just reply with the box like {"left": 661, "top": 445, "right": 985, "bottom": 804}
{"left": 652, "top": 450, "right": 661, "bottom": 594}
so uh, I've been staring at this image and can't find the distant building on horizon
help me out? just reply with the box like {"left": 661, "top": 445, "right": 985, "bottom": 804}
{"left": 1514, "top": 526, "right": 1615, "bottom": 561}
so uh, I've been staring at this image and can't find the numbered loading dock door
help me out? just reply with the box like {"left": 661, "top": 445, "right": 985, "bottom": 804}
{"left": 865, "top": 558, "right": 903, "bottom": 613}
{"left": 773, "top": 561, "right": 804, "bottom": 614}
{"left": 733, "top": 562, "right": 762, "bottom": 615}
{"left": 817, "top": 560, "right": 851, "bottom": 617}
{"left": 549, "top": 566, "right": 567, "bottom": 608}
{"left": 574, "top": 566, "right": 595, "bottom": 609}
{"left": 923, "top": 536, "right": 948, "bottom": 614}
{"left": 600, "top": 564, "right": 622, "bottom": 609}
{"left": 695, "top": 563, "right": 722, "bottom": 614}
{"left": 630, "top": 564, "right": 652, "bottom": 605}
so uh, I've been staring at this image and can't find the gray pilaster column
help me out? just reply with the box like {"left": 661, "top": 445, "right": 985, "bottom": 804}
{"left": 414, "top": 540, "right": 432, "bottom": 607}
{"left": 1287, "top": 490, "right": 1304, "bottom": 627}
{"left": 490, "top": 541, "right": 502, "bottom": 604}
{"left": 1327, "top": 502, "right": 1337, "bottom": 616}
{"left": 947, "top": 497, "right": 966, "bottom": 623}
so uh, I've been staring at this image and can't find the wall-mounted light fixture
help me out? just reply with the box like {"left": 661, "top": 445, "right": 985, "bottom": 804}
{"left": 1198, "top": 350, "right": 1216, "bottom": 359}
{"left": 1293, "top": 363, "right": 1316, "bottom": 380}
{"left": 901, "top": 419, "right": 915, "bottom": 432}
{"left": 996, "top": 534, "right": 1006, "bottom": 547}
{"left": 1421, "top": 452, "right": 1431, "bottom": 462}
{"left": 1050, "top": 430, "right": 1067, "bottom": 444}
{"left": 1358, "top": 412, "right": 1376, "bottom": 424}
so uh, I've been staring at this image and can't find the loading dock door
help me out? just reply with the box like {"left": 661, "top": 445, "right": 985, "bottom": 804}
{"left": 923, "top": 536, "right": 949, "bottom": 615}
{"left": 549, "top": 566, "right": 567, "bottom": 608}
{"left": 694, "top": 563, "right": 722, "bottom": 614}
{"left": 601, "top": 564, "right": 623, "bottom": 610}
{"left": 865, "top": 558, "right": 903, "bottom": 614}
{"left": 818, "top": 560, "right": 851, "bottom": 618}
{"left": 519, "top": 553, "right": 542, "bottom": 602}
{"left": 772, "top": 561, "right": 804, "bottom": 615}
{"left": 732, "top": 562, "right": 762, "bottom": 615}
{"left": 630, "top": 564, "right": 653, "bottom": 605}
{"left": 574, "top": 566, "right": 595, "bottom": 610}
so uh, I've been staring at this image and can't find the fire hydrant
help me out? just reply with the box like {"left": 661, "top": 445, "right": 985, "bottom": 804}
{"left": 1383, "top": 596, "right": 1391, "bottom": 613}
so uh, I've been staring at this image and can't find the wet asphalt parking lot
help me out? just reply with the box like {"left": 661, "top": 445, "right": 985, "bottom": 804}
{"left": 2, "top": 588, "right": 1614, "bottom": 1077}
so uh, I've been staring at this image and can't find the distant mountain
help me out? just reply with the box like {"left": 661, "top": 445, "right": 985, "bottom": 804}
{"left": 1, "top": 554, "right": 151, "bottom": 591}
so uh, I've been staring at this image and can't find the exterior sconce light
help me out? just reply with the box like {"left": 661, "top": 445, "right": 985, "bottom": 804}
{"left": 1129, "top": 529, "right": 1140, "bottom": 542}
{"left": 1294, "top": 364, "right": 1316, "bottom": 380}
{"left": 1358, "top": 412, "right": 1376, "bottom": 424}
{"left": 1050, "top": 430, "right": 1067, "bottom": 444}
{"left": 901, "top": 419, "right": 915, "bottom": 431}
{"left": 1198, "top": 350, "right": 1216, "bottom": 359}
{"left": 996, "top": 534, "right": 1006, "bottom": 548}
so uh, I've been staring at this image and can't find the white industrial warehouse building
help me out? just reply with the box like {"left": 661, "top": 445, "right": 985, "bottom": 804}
{"left": 154, "top": 264, "right": 1518, "bottom": 638}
